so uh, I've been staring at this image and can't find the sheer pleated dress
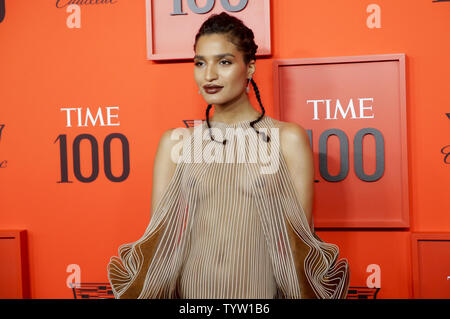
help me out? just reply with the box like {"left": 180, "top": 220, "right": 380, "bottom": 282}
{"left": 107, "top": 115, "right": 350, "bottom": 299}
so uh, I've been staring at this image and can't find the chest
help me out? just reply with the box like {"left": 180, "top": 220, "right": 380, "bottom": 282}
{"left": 180, "top": 162, "right": 281, "bottom": 200}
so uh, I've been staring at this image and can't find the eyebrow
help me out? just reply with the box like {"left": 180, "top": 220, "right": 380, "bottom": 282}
{"left": 193, "top": 53, "right": 235, "bottom": 60}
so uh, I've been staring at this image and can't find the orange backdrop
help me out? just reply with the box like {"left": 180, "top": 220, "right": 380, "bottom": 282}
{"left": 0, "top": 0, "right": 449, "bottom": 298}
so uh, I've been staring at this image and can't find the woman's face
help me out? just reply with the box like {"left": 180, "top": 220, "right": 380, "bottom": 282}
{"left": 194, "top": 33, "right": 255, "bottom": 106}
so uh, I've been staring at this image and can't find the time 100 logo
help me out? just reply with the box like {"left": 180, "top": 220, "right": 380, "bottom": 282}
{"left": 171, "top": 0, "right": 248, "bottom": 15}
{"left": 55, "top": 133, "right": 130, "bottom": 183}
{"left": 306, "top": 128, "right": 385, "bottom": 183}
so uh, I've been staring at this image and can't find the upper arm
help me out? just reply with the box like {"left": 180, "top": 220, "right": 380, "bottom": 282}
{"left": 150, "top": 128, "right": 180, "bottom": 215}
{"left": 280, "top": 123, "right": 315, "bottom": 229}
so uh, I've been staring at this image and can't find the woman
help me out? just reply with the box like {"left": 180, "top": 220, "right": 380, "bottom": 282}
{"left": 107, "top": 12, "right": 350, "bottom": 299}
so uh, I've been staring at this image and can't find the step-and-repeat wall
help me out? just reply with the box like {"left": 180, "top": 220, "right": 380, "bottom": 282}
{"left": 0, "top": 0, "right": 449, "bottom": 298}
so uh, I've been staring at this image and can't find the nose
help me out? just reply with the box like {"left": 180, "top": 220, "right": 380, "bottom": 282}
{"left": 205, "top": 64, "right": 218, "bottom": 81}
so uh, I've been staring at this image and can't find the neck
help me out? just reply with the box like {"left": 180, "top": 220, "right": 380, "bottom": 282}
{"left": 210, "top": 92, "right": 261, "bottom": 124}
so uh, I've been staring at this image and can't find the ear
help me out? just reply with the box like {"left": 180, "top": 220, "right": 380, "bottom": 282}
{"left": 247, "top": 59, "right": 256, "bottom": 79}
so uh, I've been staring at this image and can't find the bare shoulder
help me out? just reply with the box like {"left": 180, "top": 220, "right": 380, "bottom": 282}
{"left": 277, "top": 120, "right": 311, "bottom": 153}
{"left": 158, "top": 125, "right": 195, "bottom": 148}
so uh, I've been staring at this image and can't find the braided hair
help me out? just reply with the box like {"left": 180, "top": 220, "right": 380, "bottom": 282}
{"left": 194, "top": 12, "right": 270, "bottom": 144}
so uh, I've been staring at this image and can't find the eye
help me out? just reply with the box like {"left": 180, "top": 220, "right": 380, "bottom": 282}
{"left": 220, "top": 60, "right": 232, "bottom": 65}
{"left": 194, "top": 61, "right": 203, "bottom": 67}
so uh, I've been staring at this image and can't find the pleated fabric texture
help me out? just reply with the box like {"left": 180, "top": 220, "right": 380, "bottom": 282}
{"left": 107, "top": 115, "right": 350, "bottom": 299}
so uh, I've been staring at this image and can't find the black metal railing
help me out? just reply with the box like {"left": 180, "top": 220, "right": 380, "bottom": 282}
{"left": 70, "top": 283, "right": 380, "bottom": 299}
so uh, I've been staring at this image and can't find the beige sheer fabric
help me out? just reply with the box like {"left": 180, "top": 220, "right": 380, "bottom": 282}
{"left": 107, "top": 115, "right": 350, "bottom": 299}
